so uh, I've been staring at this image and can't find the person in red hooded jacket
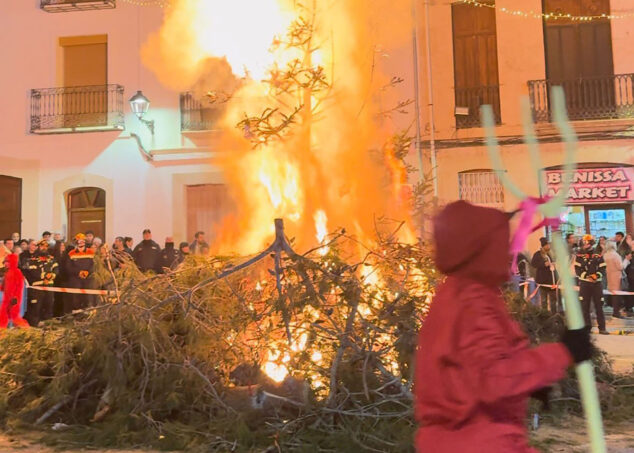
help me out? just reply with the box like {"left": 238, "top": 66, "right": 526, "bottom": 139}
{"left": 0, "top": 254, "right": 29, "bottom": 328}
{"left": 415, "top": 201, "right": 592, "bottom": 453}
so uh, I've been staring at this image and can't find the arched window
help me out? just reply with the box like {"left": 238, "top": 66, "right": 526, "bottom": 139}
{"left": 67, "top": 187, "right": 106, "bottom": 240}
{"left": 458, "top": 170, "right": 504, "bottom": 209}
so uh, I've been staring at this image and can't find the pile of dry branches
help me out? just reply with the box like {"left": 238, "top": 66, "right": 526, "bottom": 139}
{"left": 0, "top": 219, "right": 436, "bottom": 452}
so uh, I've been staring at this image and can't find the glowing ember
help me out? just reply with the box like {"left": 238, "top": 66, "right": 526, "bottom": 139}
{"left": 262, "top": 350, "right": 289, "bottom": 383}
{"left": 263, "top": 361, "right": 289, "bottom": 383}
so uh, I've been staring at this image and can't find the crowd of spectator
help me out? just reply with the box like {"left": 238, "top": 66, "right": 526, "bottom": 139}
{"left": 0, "top": 229, "right": 211, "bottom": 326}
{"left": 515, "top": 231, "right": 634, "bottom": 334}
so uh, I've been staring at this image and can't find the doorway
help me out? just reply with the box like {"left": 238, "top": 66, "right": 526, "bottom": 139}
{"left": 0, "top": 175, "right": 22, "bottom": 239}
{"left": 67, "top": 187, "right": 106, "bottom": 240}
{"left": 185, "top": 184, "right": 233, "bottom": 243}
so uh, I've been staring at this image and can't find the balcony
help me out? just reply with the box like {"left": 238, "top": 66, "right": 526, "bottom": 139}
{"left": 40, "top": 0, "right": 115, "bottom": 12}
{"left": 180, "top": 92, "right": 224, "bottom": 132}
{"left": 454, "top": 85, "right": 501, "bottom": 129}
{"left": 528, "top": 74, "right": 634, "bottom": 123}
{"left": 30, "top": 84, "right": 124, "bottom": 134}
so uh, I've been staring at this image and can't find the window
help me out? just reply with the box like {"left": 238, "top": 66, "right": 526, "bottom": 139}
{"left": 451, "top": 1, "right": 501, "bottom": 128}
{"left": 458, "top": 170, "right": 504, "bottom": 209}
{"left": 67, "top": 187, "right": 106, "bottom": 240}
{"left": 60, "top": 35, "right": 107, "bottom": 87}
{"left": 59, "top": 35, "right": 108, "bottom": 127}
{"left": 542, "top": 0, "right": 616, "bottom": 120}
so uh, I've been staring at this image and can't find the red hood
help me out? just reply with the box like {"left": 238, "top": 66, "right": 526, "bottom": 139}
{"left": 4, "top": 253, "right": 19, "bottom": 270}
{"left": 433, "top": 201, "right": 510, "bottom": 286}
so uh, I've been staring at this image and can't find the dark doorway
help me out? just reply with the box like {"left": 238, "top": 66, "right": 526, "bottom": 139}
{"left": 67, "top": 187, "right": 106, "bottom": 240}
{"left": 0, "top": 176, "right": 22, "bottom": 240}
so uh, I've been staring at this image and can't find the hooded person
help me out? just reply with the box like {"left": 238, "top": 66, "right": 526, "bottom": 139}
{"left": 415, "top": 201, "right": 591, "bottom": 453}
{"left": 0, "top": 254, "right": 29, "bottom": 328}
{"left": 157, "top": 237, "right": 181, "bottom": 273}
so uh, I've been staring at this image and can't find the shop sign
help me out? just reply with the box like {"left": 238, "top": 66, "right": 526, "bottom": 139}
{"left": 544, "top": 167, "right": 634, "bottom": 204}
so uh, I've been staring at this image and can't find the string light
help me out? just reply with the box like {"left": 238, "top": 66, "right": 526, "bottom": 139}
{"left": 461, "top": 0, "right": 634, "bottom": 21}
{"left": 120, "top": 0, "right": 171, "bottom": 8}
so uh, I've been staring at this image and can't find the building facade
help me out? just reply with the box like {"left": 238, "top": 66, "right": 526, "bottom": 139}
{"left": 1, "top": 0, "right": 633, "bottom": 252}
{"left": 0, "top": 0, "right": 230, "bottom": 245}
{"left": 412, "top": 0, "right": 634, "bottom": 249}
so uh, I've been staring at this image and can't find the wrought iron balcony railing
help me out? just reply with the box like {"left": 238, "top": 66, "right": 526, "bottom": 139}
{"left": 454, "top": 85, "right": 502, "bottom": 129}
{"left": 528, "top": 74, "right": 634, "bottom": 122}
{"left": 180, "top": 92, "right": 225, "bottom": 132}
{"left": 40, "top": 0, "right": 115, "bottom": 12}
{"left": 30, "top": 84, "right": 124, "bottom": 134}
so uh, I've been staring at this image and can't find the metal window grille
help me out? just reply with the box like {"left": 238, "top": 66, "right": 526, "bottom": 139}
{"left": 30, "top": 84, "right": 124, "bottom": 134}
{"left": 458, "top": 171, "right": 505, "bottom": 208}
{"left": 528, "top": 74, "right": 634, "bottom": 122}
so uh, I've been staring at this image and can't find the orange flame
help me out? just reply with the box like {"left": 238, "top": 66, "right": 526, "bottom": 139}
{"left": 144, "top": 0, "right": 417, "bottom": 257}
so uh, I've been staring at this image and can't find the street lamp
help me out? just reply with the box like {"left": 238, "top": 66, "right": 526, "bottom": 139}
{"left": 129, "top": 90, "right": 155, "bottom": 135}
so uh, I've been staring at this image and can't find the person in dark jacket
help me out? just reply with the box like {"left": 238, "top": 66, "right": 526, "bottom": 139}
{"left": 19, "top": 240, "right": 37, "bottom": 270}
{"left": 190, "top": 231, "right": 209, "bottom": 255}
{"left": 65, "top": 234, "right": 95, "bottom": 312}
{"left": 415, "top": 201, "right": 591, "bottom": 453}
{"left": 52, "top": 240, "right": 67, "bottom": 317}
{"left": 531, "top": 237, "right": 561, "bottom": 314}
{"left": 26, "top": 240, "right": 59, "bottom": 325}
{"left": 124, "top": 237, "right": 134, "bottom": 255}
{"left": 615, "top": 231, "right": 632, "bottom": 258}
{"left": 21, "top": 241, "right": 41, "bottom": 325}
{"left": 157, "top": 237, "right": 181, "bottom": 273}
{"left": 132, "top": 229, "right": 161, "bottom": 272}
{"left": 575, "top": 234, "right": 608, "bottom": 334}
{"left": 178, "top": 242, "right": 190, "bottom": 264}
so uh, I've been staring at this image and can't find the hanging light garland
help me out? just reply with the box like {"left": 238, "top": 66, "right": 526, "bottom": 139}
{"left": 461, "top": 0, "right": 634, "bottom": 21}
{"left": 120, "top": 0, "right": 171, "bottom": 8}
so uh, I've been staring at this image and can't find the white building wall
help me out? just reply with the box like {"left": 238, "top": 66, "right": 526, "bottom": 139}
{"left": 0, "top": 2, "right": 221, "bottom": 244}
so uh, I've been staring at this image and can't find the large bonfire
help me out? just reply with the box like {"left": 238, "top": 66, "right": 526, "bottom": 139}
{"left": 142, "top": 0, "right": 420, "bottom": 254}
{"left": 0, "top": 2, "right": 444, "bottom": 451}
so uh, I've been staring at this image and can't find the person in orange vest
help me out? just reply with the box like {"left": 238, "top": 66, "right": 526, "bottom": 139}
{"left": 64, "top": 234, "right": 95, "bottom": 312}
{"left": 0, "top": 254, "right": 29, "bottom": 328}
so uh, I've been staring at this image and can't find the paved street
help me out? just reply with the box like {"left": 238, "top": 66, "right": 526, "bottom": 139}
{"left": 594, "top": 314, "right": 634, "bottom": 374}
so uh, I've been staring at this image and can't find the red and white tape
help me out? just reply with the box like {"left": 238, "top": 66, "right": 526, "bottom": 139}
{"left": 519, "top": 280, "right": 634, "bottom": 296}
{"left": 26, "top": 285, "right": 113, "bottom": 296}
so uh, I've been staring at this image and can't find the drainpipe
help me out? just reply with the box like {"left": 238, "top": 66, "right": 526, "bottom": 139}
{"left": 423, "top": 0, "right": 438, "bottom": 199}
{"left": 411, "top": 0, "right": 424, "bottom": 184}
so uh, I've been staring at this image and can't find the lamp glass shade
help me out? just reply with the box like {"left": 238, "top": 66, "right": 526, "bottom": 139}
{"left": 129, "top": 90, "right": 150, "bottom": 118}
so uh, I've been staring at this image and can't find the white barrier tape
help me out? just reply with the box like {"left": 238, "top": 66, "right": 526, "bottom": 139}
{"left": 519, "top": 280, "right": 634, "bottom": 296}
{"left": 26, "top": 285, "right": 113, "bottom": 296}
